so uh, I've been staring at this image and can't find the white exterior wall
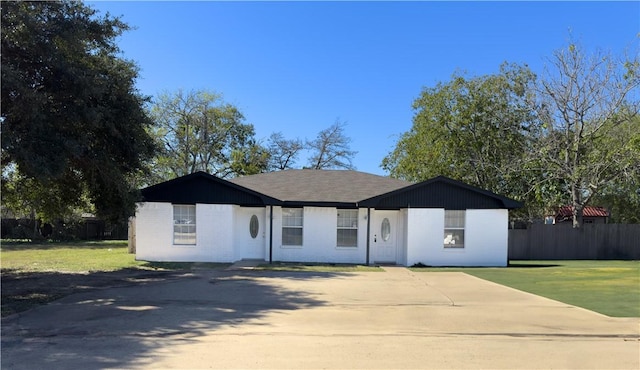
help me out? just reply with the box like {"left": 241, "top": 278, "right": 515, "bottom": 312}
{"left": 136, "top": 201, "right": 508, "bottom": 266}
{"left": 135, "top": 202, "right": 235, "bottom": 263}
{"left": 405, "top": 208, "right": 445, "bottom": 266}
{"left": 199, "top": 204, "right": 235, "bottom": 262}
{"left": 272, "top": 207, "right": 367, "bottom": 264}
{"left": 135, "top": 202, "right": 173, "bottom": 261}
{"left": 405, "top": 208, "right": 508, "bottom": 267}
{"left": 463, "top": 209, "right": 508, "bottom": 266}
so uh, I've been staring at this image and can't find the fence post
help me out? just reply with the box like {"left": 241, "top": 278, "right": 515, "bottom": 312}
{"left": 128, "top": 217, "right": 136, "bottom": 254}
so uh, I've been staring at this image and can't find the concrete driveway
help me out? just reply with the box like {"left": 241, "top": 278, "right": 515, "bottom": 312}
{"left": 2, "top": 266, "right": 638, "bottom": 369}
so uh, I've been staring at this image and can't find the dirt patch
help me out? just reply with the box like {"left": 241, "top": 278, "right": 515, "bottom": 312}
{"left": 1, "top": 268, "right": 186, "bottom": 317}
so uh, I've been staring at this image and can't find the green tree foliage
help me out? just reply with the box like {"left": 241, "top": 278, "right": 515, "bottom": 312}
{"left": 306, "top": 120, "right": 357, "bottom": 170}
{"left": 537, "top": 43, "right": 640, "bottom": 227}
{"left": 566, "top": 115, "right": 640, "bottom": 224}
{"left": 1, "top": 1, "right": 156, "bottom": 222}
{"left": 382, "top": 63, "right": 540, "bottom": 202}
{"left": 148, "top": 89, "right": 265, "bottom": 180}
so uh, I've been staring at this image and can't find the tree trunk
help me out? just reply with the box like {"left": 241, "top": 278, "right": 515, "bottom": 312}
{"left": 571, "top": 187, "right": 583, "bottom": 228}
{"left": 30, "top": 208, "right": 42, "bottom": 241}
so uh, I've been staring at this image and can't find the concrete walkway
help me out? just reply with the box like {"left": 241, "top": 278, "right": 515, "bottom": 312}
{"left": 2, "top": 267, "right": 638, "bottom": 369}
{"left": 225, "top": 259, "right": 263, "bottom": 271}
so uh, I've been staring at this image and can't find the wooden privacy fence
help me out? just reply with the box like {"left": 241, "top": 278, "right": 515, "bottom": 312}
{"left": 509, "top": 223, "right": 640, "bottom": 260}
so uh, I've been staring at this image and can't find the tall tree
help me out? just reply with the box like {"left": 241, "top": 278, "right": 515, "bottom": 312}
{"left": 229, "top": 140, "right": 271, "bottom": 177}
{"left": 382, "top": 63, "right": 540, "bottom": 200}
{"left": 537, "top": 42, "right": 640, "bottom": 227}
{"left": 306, "top": 120, "right": 357, "bottom": 170}
{"left": 148, "top": 89, "right": 265, "bottom": 180}
{"left": 267, "top": 132, "right": 303, "bottom": 171}
{"left": 1, "top": 1, "right": 156, "bottom": 222}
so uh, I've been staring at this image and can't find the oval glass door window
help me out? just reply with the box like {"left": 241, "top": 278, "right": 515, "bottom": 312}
{"left": 381, "top": 218, "right": 391, "bottom": 241}
{"left": 249, "top": 215, "right": 259, "bottom": 239}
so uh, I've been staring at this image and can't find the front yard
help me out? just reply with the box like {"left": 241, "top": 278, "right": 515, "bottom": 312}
{"left": 0, "top": 241, "right": 227, "bottom": 316}
{"left": 411, "top": 260, "right": 640, "bottom": 317}
{"left": 2, "top": 241, "right": 638, "bottom": 318}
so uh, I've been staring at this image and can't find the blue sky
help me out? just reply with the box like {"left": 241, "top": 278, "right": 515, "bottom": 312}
{"left": 88, "top": 1, "right": 639, "bottom": 176}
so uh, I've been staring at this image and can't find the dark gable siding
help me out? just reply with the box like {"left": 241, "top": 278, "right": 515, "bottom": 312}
{"left": 361, "top": 177, "right": 521, "bottom": 210}
{"left": 141, "top": 174, "right": 269, "bottom": 206}
{"left": 372, "top": 181, "right": 504, "bottom": 210}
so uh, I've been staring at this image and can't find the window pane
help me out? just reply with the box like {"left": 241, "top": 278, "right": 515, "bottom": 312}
{"left": 249, "top": 215, "right": 259, "bottom": 239}
{"left": 282, "top": 208, "right": 303, "bottom": 245}
{"left": 337, "top": 229, "right": 358, "bottom": 247}
{"left": 381, "top": 218, "right": 391, "bottom": 241}
{"left": 337, "top": 210, "right": 358, "bottom": 247}
{"left": 283, "top": 208, "right": 303, "bottom": 227}
{"left": 444, "top": 229, "right": 464, "bottom": 247}
{"left": 282, "top": 227, "right": 303, "bottom": 246}
{"left": 174, "top": 205, "right": 196, "bottom": 245}
{"left": 445, "top": 210, "right": 465, "bottom": 228}
{"left": 337, "top": 210, "right": 358, "bottom": 228}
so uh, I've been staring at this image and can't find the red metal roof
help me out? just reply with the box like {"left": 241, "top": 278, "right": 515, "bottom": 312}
{"left": 557, "top": 206, "right": 609, "bottom": 218}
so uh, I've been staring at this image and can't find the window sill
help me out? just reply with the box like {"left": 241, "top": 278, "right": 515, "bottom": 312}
{"left": 336, "top": 246, "right": 358, "bottom": 249}
{"left": 281, "top": 245, "right": 303, "bottom": 249}
{"left": 173, "top": 244, "right": 197, "bottom": 247}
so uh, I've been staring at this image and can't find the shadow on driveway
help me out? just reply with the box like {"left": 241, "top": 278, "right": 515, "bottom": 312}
{"left": 1, "top": 270, "right": 339, "bottom": 369}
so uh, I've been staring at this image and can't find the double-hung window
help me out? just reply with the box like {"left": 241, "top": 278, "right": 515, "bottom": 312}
{"left": 337, "top": 209, "right": 358, "bottom": 247}
{"left": 174, "top": 205, "right": 196, "bottom": 245}
{"left": 282, "top": 208, "right": 303, "bottom": 246}
{"left": 444, "top": 210, "right": 465, "bottom": 248}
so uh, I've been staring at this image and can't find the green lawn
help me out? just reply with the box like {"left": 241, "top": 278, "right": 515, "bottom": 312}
{"left": 0, "top": 240, "right": 225, "bottom": 272}
{"left": 1, "top": 240, "right": 144, "bottom": 272}
{"left": 411, "top": 260, "right": 640, "bottom": 317}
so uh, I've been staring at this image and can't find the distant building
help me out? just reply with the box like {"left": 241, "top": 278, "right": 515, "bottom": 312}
{"left": 553, "top": 206, "right": 609, "bottom": 224}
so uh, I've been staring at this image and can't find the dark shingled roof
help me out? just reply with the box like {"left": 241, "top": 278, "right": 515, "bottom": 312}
{"left": 229, "top": 169, "right": 411, "bottom": 204}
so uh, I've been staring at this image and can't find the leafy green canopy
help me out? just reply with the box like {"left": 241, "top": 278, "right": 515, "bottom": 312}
{"left": 1, "top": 1, "right": 156, "bottom": 222}
{"left": 148, "top": 89, "right": 266, "bottom": 181}
{"left": 382, "top": 63, "right": 539, "bottom": 201}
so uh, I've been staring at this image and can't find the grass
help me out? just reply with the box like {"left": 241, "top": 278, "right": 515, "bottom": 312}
{"left": 257, "top": 261, "right": 382, "bottom": 272}
{"left": 411, "top": 260, "right": 640, "bottom": 317}
{"left": 1, "top": 240, "right": 145, "bottom": 272}
{"left": 0, "top": 240, "right": 228, "bottom": 272}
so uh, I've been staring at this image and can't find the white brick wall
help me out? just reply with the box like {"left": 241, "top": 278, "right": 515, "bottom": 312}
{"left": 272, "top": 207, "right": 367, "bottom": 264}
{"left": 405, "top": 208, "right": 508, "bottom": 267}
{"left": 135, "top": 202, "right": 508, "bottom": 266}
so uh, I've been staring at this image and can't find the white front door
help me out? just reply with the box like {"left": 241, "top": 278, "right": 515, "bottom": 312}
{"left": 236, "top": 208, "right": 265, "bottom": 260}
{"left": 372, "top": 210, "right": 398, "bottom": 263}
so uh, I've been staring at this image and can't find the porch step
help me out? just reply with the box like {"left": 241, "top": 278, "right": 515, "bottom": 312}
{"left": 226, "top": 259, "right": 263, "bottom": 271}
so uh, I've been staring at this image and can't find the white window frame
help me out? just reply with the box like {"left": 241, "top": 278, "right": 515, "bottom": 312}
{"left": 282, "top": 208, "right": 303, "bottom": 246}
{"left": 173, "top": 204, "right": 196, "bottom": 245}
{"left": 444, "top": 210, "right": 465, "bottom": 248}
{"left": 337, "top": 209, "right": 358, "bottom": 247}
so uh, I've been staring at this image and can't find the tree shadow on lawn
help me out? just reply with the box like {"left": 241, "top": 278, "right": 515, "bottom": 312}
{"left": 507, "top": 261, "right": 561, "bottom": 268}
{"left": 1, "top": 268, "right": 339, "bottom": 369}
